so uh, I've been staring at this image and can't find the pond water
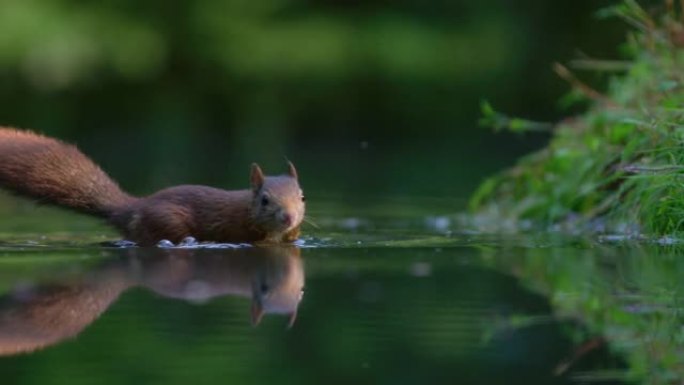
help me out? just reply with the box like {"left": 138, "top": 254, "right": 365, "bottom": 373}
{"left": 0, "top": 201, "right": 677, "bottom": 385}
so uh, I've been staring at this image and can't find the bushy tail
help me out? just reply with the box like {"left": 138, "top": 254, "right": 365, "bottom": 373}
{"left": 0, "top": 127, "right": 134, "bottom": 217}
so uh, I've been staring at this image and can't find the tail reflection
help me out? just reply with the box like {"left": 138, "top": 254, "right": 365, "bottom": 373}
{"left": 0, "top": 246, "right": 304, "bottom": 356}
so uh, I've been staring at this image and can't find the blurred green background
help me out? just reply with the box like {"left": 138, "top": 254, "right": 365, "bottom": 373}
{"left": 0, "top": 3, "right": 665, "bottom": 382}
{"left": 0, "top": 0, "right": 626, "bottom": 203}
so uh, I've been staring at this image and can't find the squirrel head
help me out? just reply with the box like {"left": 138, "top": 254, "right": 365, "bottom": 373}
{"left": 249, "top": 162, "right": 305, "bottom": 236}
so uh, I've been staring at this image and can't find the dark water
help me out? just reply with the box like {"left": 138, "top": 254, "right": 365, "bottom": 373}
{"left": 1, "top": 198, "right": 681, "bottom": 384}
{"left": 0, "top": 228, "right": 647, "bottom": 385}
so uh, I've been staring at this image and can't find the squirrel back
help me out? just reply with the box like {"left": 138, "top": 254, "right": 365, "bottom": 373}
{"left": 0, "top": 128, "right": 133, "bottom": 217}
{"left": 0, "top": 127, "right": 305, "bottom": 245}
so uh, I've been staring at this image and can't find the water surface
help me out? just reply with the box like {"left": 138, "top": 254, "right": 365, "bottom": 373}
{"left": 0, "top": 201, "right": 674, "bottom": 385}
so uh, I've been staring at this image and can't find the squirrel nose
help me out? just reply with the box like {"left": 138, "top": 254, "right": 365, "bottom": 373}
{"left": 281, "top": 213, "right": 293, "bottom": 226}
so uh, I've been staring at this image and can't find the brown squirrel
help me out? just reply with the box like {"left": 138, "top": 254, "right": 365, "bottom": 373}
{"left": 0, "top": 127, "right": 305, "bottom": 245}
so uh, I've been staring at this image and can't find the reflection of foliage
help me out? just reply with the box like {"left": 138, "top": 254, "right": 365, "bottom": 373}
{"left": 482, "top": 242, "right": 684, "bottom": 383}
{"left": 471, "top": 1, "right": 684, "bottom": 235}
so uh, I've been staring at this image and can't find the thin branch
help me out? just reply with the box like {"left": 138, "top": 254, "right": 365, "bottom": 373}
{"left": 569, "top": 59, "right": 632, "bottom": 72}
{"left": 553, "top": 63, "right": 617, "bottom": 107}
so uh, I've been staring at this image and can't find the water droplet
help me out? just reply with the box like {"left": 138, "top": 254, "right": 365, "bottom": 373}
{"left": 157, "top": 239, "right": 174, "bottom": 248}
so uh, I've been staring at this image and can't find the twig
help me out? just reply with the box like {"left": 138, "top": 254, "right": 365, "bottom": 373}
{"left": 553, "top": 63, "right": 617, "bottom": 107}
{"left": 623, "top": 164, "right": 684, "bottom": 174}
{"left": 554, "top": 337, "right": 606, "bottom": 376}
{"left": 569, "top": 59, "right": 632, "bottom": 72}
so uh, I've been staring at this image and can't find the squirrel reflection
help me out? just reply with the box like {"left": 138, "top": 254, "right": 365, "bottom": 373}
{"left": 0, "top": 246, "right": 304, "bottom": 356}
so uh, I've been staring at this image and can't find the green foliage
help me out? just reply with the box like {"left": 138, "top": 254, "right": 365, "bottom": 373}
{"left": 479, "top": 101, "right": 553, "bottom": 133}
{"left": 0, "top": 0, "right": 627, "bottom": 200}
{"left": 471, "top": 1, "right": 684, "bottom": 236}
{"left": 0, "top": 0, "right": 519, "bottom": 89}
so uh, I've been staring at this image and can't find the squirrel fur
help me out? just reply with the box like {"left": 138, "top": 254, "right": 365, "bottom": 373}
{"left": 0, "top": 127, "right": 305, "bottom": 246}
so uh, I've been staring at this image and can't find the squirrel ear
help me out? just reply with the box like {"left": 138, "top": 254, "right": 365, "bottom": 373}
{"left": 287, "top": 161, "right": 298, "bottom": 180}
{"left": 251, "top": 163, "right": 265, "bottom": 190}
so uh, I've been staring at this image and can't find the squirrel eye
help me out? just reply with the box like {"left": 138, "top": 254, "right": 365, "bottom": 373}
{"left": 260, "top": 283, "right": 270, "bottom": 293}
{"left": 261, "top": 196, "right": 269, "bottom": 206}
{"left": 301, "top": 195, "right": 306, "bottom": 202}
